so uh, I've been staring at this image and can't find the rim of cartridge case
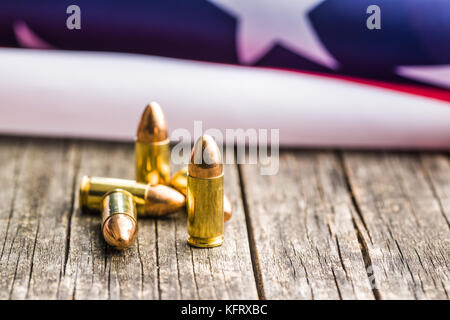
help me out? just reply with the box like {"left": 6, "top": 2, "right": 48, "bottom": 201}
{"left": 79, "top": 176, "right": 91, "bottom": 211}
{"left": 187, "top": 235, "right": 224, "bottom": 248}
{"left": 135, "top": 137, "right": 171, "bottom": 145}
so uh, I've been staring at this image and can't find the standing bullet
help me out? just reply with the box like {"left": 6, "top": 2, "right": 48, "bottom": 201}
{"left": 102, "top": 189, "right": 137, "bottom": 250}
{"left": 187, "top": 135, "right": 224, "bottom": 247}
{"left": 171, "top": 166, "right": 233, "bottom": 222}
{"left": 80, "top": 176, "right": 185, "bottom": 217}
{"left": 135, "top": 102, "right": 170, "bottom": 185}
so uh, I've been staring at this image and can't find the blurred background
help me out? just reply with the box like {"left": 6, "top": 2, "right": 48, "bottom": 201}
{"left": 0, "top": 0, "right": 449, "bottom": 148}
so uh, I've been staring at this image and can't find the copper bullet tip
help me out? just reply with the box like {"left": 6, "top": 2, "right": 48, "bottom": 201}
{"left": 145, "top": 184, "right": 186, "bottom": 217}
{"left": 103, "top": 214, "right": 137, "bottom": 250}
{"left": 189, "top": 135, "right": 223, "bottom": 178}
{"left": 136, "top": 102, "right": 168, "bottom": 143}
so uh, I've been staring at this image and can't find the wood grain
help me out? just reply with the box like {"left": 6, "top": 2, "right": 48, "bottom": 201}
{"left": 421, "top": 153, "right": 450, "bottom": 228}
{"left": 240, "top": 151, "right": 375, "bottom": 299}
{"left": 0, "top": 137, "right": 257, "bottom": 299}
{"left": 1, "top": 137, "right": 449, "bottom": 300}
{"left": 0, "top": 138, "right": 77, "bottom": 299}
{"left": 342, "top": 151, "right": 450, "bottom": 299}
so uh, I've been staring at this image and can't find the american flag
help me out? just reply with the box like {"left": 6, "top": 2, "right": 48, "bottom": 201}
{"left": 0, "top": 1, "right": 449, "bottom": 147}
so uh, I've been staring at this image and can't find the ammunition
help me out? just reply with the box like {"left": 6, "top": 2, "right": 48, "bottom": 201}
{"left": 170, "top": 166, "right": 188, "bottom": 196}
{"left": 187, "top": 135, "right": 224, "bottom": 248}
{"left": 171, "top": 166, "right": 233, "bottom": 222}
{"left": 135, "top": 102, "right": 170, "bottom": 185}
{"left": 102, "top": 189, "right": 137, "bottom": 250}
{"left": 80, "top": 176, "right": 185, "bottom": 217}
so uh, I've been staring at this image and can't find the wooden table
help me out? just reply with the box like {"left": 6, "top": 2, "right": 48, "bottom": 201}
{"left": 0, "top": 136, "right": 448, "bottom": 300}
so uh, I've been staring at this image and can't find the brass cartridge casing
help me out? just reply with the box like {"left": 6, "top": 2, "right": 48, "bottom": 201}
{"left": 102, "top": 189, "right": 137, "bottom": 250}
{"left": 171, "top": 166, "right": 233, "bottom": 222}
{"left": 80, "top": 176, "right": 185, "bottom": 217}
{"left": 187, "top": 135, "right": 224, "bottom": 248}
{"left": 135, "top": 102, "right": 170, "bottom": 185}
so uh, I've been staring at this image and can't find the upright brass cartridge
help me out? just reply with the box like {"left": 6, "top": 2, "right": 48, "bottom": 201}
{"left": 187, "top": 135, "right": 224, "bottom": 247}
{"left": 80, "top": 176, "right": 185, "bottom": 217}
{"left": 171, "top": 166, "right": 233, "bottom": 222}
{"left": 135, "top": 102, "right": 170, "bottom": 185}
{"left": 102, "top": 189, "right": 137, "bottom": 250}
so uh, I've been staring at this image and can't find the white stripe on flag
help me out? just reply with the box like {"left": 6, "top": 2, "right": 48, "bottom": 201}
{"left": 0, "top": 48, "right": 449, "bottom": 148}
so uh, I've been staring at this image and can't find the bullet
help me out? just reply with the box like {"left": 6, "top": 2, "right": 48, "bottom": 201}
{"left": 102, "top": 189, "right": 137, "bottom": 250}
{"left": 80, "top": 176, "right": 185, "bottom": 217}
{"left": 187, "top": 135, "right": 224, "bottom": 248}
{"left": 135, "top": 102, "right": 170, "bottom": 185}
{"left": 170, "top": 166, "right": 188, "bottom": 196}
{"left": 171, "top": 166, "right": 233, "bottom": 222}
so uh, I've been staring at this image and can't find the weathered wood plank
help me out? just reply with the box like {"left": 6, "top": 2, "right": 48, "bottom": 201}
{"left": 0, "top": 138, "right": 77, "bottom": 299}
{"left": 2, "top": 136, "right": 449, "bottom": 300}
{"left": 342, "top": 152, "right": 450, "bottom": 300}
{"left": 240, "top": 151, "right": 374, "bottom": 299}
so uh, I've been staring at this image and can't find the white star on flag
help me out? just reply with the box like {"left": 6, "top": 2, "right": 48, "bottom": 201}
{"left": 397, "top": 65, "right": 450, "bottom": 89}
{"left": 208, "top": 0, "right": 339, "bottom": 69}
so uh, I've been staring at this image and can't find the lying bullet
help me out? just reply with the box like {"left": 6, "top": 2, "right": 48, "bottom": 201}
{"left": 187, "top": 135, "right": 224, "bottom": 248}
{"left": 80, "top": 176, "right": 185, "bottom": 217}
{"left": 102, "top": 189, "right": 137, "bottom": 250}
{"left": 135, "top": 102, "right": 170, "bottom": 185}
{"left": 171, "top": 166, "right": 233, "bottom": 222}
